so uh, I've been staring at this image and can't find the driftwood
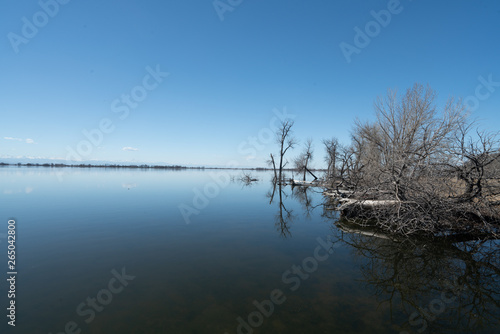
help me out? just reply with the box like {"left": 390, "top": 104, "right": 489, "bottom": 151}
{"left": 323, "top": 188, "right": 500, "bottom": 239}
{"left": 337, "top": 198, "right": 399, "bottom": 210}
{"left": 291, "top": 179, "right": 322, "bottom": 187}
{"left": 323, "top": 189, "right": 354, "bottom": 197}
{"left": 304, "top": 166, "right": 318, "bottom": 180}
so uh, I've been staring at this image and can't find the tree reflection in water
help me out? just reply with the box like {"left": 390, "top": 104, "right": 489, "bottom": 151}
{"left": 265, "top": 179, "right": 498, "bottom": 332}
{"left": 267, "top": 180, "right": 294, "bottom": 238}
{"left": 330, "top": 220, "right": 500, "bottom": 333}
{"left": 267, "top": 180, "right": 326, "bottom": 238}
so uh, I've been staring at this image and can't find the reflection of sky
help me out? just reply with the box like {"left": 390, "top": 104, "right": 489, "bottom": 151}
{"left": 1, "top": 166, "right": 333, "bottom": 249}
{"left": 3, "top": 186, "right": 33, "bottom": 194}
{"left": 0, "top": 167, "right": 339, "bottom": 270}
{"left": 1, "top": 167, "right": 357, "bottom": 333}
{"left": 1, "top": 167, "right": 497, "bottom": 333}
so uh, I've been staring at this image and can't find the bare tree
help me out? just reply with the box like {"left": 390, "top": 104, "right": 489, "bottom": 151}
{"left": 336, "top": 143, "right": 359, "bottom": 189}
{"left": 438, "top": 122, "right": 500, "bottom": 227}
{"left": 275, "top": 120, "right": 296, "bottom": 183}
{"left": 353, "top": 84, "right": 465, "bottom": 201}
{"left": 294, "top": 138, "right": 314, "bottom": 181}
{"left": 337, "top": 83, "right": 499, "bottom": 238}
{"left": 323, "top": 137, "right": 339, "bottom": 181}
{"left": 446, "top": 122, "right": 500, "bottom": 202}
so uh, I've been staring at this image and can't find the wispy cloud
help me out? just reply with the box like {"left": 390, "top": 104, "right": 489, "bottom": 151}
{"left": 4, "top": 137, "right": 36, "bottom": 144}
{"left": 122, "top": 147, "right": 139, "bottom": 151}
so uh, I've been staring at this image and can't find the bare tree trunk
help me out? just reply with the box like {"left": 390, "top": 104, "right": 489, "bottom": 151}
{"left": 270, "top": 153, "right": 277, "bottom": 182}
{"left": 295, "top": 138, "right": 313, "bottom": 181}
{"left": 323, "top": 138, "right": 339, "bottom": 181}
{"left": 276, "top": 120, "right": 296, "bottom": 184}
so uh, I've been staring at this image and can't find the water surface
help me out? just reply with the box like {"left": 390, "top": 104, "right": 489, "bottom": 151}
{"left": 0, "top": 167, "right": 498, "bottom": 333}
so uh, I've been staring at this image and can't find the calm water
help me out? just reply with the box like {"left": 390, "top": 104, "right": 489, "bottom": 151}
{"left": 0, "top": 167, "right": 498, "bottom": 333}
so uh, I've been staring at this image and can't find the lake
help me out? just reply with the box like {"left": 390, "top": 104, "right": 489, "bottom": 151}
{"left": 0, "top": 167, "right": 498, "bottom": 333}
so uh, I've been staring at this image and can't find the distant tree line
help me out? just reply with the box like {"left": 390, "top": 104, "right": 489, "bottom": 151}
{"left": 0, "top": 162, "right": 278, "bottom": 171}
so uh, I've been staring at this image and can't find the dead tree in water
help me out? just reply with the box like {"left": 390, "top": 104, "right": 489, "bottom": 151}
{"left": 238, "top": 172, "right": 259, "bottom": 186}
{"left": 274, "top": 120, "right": 296, "bottom": 183}
{"left": 323, "top": 137, "right": 339, "bottom": 181}
{"left": 294, "top": 138, "right": 314, "bottom": 181}
{"left": 268, "top": 153, "right": 278, "bottom": 182}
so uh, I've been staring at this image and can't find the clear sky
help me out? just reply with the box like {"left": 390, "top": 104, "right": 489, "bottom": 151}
{"left": 1, "top": 0, "right": 499, "bottom": 167}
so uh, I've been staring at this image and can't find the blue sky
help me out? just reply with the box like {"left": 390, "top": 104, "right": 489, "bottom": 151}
{"left": 1, "top": 0, "right": 499, "bottom": 167}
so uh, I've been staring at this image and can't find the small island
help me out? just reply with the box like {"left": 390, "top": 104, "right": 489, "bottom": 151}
{"left": 268, "top": 84, "right": 500, "bottom": 241}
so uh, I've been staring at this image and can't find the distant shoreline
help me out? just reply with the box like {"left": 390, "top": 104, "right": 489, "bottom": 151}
{"left": 0, "top": 162, "right": 326, "bottom": 172}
